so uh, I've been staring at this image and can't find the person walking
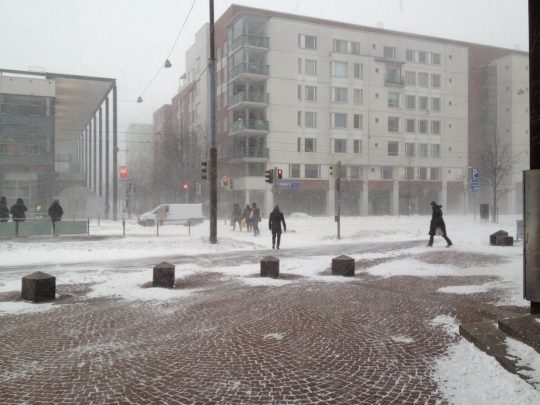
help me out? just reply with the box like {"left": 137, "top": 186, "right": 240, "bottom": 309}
{"left": 269, "top": 205, "right": 286, "bottom": 249}
{"left": 0, "top": 196, "right": 9, "bottom": 222}
{"left": 243, "top": 204, "right": 252, "bottom": 232}
{"left": 48, "top": 199, "right": 64, "bottom": 223}
{"left": 251, "top": 202, "right": 261, "bottom": 236}
{"left": 231, "top": 203, "right": 242, "bottom": 231}
{"left": 156, "top": 205, "right": 167, "bottom": 226}
{"left": 10, "top": 198, "right": 27, "bottom": 222}
{"left": 427, "top": 201, "right": 452, "bottom": 247}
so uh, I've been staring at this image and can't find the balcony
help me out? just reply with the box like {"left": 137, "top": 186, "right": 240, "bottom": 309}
{"left": 229, "top": 119, "right": 269, "bottom": 135}
{"left": 229, "top": 63, "right": 270, "bottom": 81}
{"left": 229, "top": 34, "right": 269, "bottom": 54}
{"left": 229, "top": 91, "right": 270, "bottom": 107}
{"left": 229, "top": 147, "right": 270, "bottom": 160}
{"left": 384, "top": 75, "right": 405, "bottom": 86}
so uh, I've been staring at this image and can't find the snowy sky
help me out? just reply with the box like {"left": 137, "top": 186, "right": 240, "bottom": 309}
{"left": 0, "top": 0, "right": 529, "bottom": 135}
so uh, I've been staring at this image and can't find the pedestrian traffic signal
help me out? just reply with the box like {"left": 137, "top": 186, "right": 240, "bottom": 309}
{"left": 183, "top": 184, "right": 188, "bottom": 190}
{"left": 222, "top": 177, "right": 228, "bottom": 187}
{"left": 201, "top": 161, "right": 208, "bottom": 180}
{"left": 277, "top": 169, "right": 283, "bottom": 180}
{"left": 265, "top": 169, "right": 273, "bottom": 184}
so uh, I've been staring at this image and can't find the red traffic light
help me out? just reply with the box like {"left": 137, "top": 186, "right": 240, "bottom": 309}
{"left": 183, "top": 184, "right": 188, "bottom": 190}
{"left": 119, "top": 166, "right": 128, "bottom": 179}
{"left": 277, "top": 169, "right": 283, "bottom": 180}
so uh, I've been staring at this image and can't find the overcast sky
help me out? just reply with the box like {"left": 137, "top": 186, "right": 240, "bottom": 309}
{"left": 0, "top": 0, "right": 528, "bottom": 136}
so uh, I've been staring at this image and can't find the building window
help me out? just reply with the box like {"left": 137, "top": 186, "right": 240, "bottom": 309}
{"left": 432, "top": 53, "right": 441, "bottom": 65}
{"left": 354, "top": 63, "right": 363, "bottom": 79}
{"left": 290, "top": 164, "right": 300, "bottom": 178}
{"left": 432, "top": 97, "right": 441, "bottom": 111}
{"left": 333, "top": 113, "right": 347, "bottom": 128}
{"left": 305, "top": 86, "right": 317, "bottom": 101}
{"left": 305, "top": 164, "right": 319, "bottom": 178}
{"left": 419, "top": 96, "right": 428, "bottom": 110}
{"left": 354, "top": 89, "right": 363, "bottom": 104}
{"left": 354, "top": 140, "right": 362, "bottom": 154}
{"left": 405, "top": 166, "right": 415, "bottom": 180}
{"left": 351, "top": 42, "right": 360, "bottom": 54}
{"left": 334, "top": 139, "right": 347, "bottom": 153}
{"left": 405, "top": 142, "right": 415, "bottom": 157}
{"left": 432, "top": 120, "right": 441, "bottom": 134}
{"left": 383, "top": 46, "right": 395, "bottom": 59}
{"left": 431, "top": 74, "right": 441, "bottom": 88}
{"left": 406, "top": 49, "right": 414, "bottom": 61}
{"left": 388, "top": 141, "right": 399, "bottom": 156}
{"left": 299, "top": 34, "right": 317, "bottom": 49}
{"left": 297, "top": 137, "right": 301, "bottom": 152}
{"left": 350, "top": 166, "right": 362, "bottom": 179}
{"left": 305, "top": 138, "right": 316, "bottom": 153}
{"left": 419, "top": 167, "right": 427, "bottom": 180}
{"left": 298, "top": 111, "right": 302, "bottom": 126}
{"left": 418, "top": 143, "right": 428, "bottom": 157}
{"left": 418, "top": 73, "right": 428, "bottom": 87}
{"left": 388, "top": 117, "right": 399, "bottom": 132}
{"left": 418, "top": 51, "right": 427, "bottom": 63}
{"left": 382, "top": 166, "right": 393, "bottom": 179}
{"left": 388, "top": 92, "right": 400, "bottom": 108}
{"left": 405, "top": 71, "right": 416, "bottom": 86}
{"left": 354, "top": 114, "right": 363, "bottom": 129}
{"left": 196, "top": 102, "right": 201, "bottom": 118}
{"left": 430, "top": 167, "right": 440, "bottom": 180}
{"left": 334, "top": 87, "right": 348, "bottom": 102}
{"left": 305, "top": 112, "right": 316, "bottom": 127}
{"left": 406, "top": 95, "right": 416, "bottom": 109}
{"left": 419, "top": 120, "right": 428, "bottom": 134}
{"left": 298, "top": 85, "right": 302, "bottom": 101}
{"left": 431, "top": 144, "right": 441, "bottom": 158}
{"left": 334, "top": 39, "right": 347, "bottom": 53}
{"left": 333, "top": 61, "right": 348, "bottom": 77}
{"left": 405, "top": 119, "right": 415, "bottom": 133}
{"left": 305, "top": 59, "right": 317, "bottom": 75}
{"left": 298, "top": 58, "right": 302, "bottom": 74}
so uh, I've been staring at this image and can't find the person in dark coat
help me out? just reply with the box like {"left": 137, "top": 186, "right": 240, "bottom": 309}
{"left": 269, "top": 205, "right": 286, "bottom": 249}
{"left": 427, "top": 201, "right": 452, "bottom": 247}
{"left": 251, "top": 202, "right": 261, "bottom": 236}
{"left": 48, "top": 199, "right": 64, "bottom": 222}
{"left": 231, "top": 203, "right": 242, "bottom": 231}
{"left": 10, "top": 198, "right": 27, "bottom": 222}
{"left": 0, "top": 196, "right": 9, "bottom": 222}
{"left": 243, "top": 204, "right": 252, "bottom": 232}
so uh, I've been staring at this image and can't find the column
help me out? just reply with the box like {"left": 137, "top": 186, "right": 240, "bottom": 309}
{"left": 93, "top": 115, "right": 97, "bottom": 194}
{"left": 105, "top": 97, "right": 110, "bottom": 217}
{"left": 392, "top": 180, "right": 399, "bottom": 216}
{"left": 113, "top": 84, "right": 118, "bottom": 221}
{"left": 99, "top": 106, "right": 103, "bottom": 197}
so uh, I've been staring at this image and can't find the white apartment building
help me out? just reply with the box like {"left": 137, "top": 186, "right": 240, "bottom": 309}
{"left": 155, "top": 5, "right": 527, "bottom": 217}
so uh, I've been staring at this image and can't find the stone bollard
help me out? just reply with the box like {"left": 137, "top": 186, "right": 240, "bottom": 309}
{"left": 261, "top": 256, "right": 279, "bottom": 279}
{"left": 21, "top": 271, "right": 56, "bottom": 302}
{"left": 490, "top": 230, "right": 509, "bottom": 245}
{"left": 496, "top": 236, "right": 514, "bottom": 246}
{"left": 332, "top": 255, "right": 355, "bottom": 277}
{"left": 153, "top": 262, "right": 175, "bottom": 288}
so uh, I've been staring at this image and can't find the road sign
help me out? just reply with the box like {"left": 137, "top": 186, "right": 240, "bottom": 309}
{"left": 471, "top": 168, "right": 479, "bottom": 180}
{"left": 277, "top": 182, "right": 300, "bottom": 189}
{"left": 126, "top": 190, "right": 132, "bottom": 198}
{"left": 470, "top": 184, "right": 479, "bottom": 193}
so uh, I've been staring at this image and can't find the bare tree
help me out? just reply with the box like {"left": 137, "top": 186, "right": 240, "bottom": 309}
{"left": 455, "top": 172, "right": 469, "bottom": 215}
{"left": 479, "top": 131, "right": 523, "bottom": 222}
{"left": 399, "top": 158, "right": 421, "bottom": 216}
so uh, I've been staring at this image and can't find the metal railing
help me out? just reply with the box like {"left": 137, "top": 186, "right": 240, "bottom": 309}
{"left": 229, "top": 147, "right": 270, "bottom": 159}
{"left": 228, "top": 34, "right": 269, "bottom": 53}
{"left": 229, "top": 91, "right": 269, "bottom": 106}
{"left": 229, "top": 63, "right": 270, "bottom": 80}
{"left": 229, "top": 119, "right": 270, "bottom": 134}
{"left": 384, "top": 75, "right": 405, "bottom": 86}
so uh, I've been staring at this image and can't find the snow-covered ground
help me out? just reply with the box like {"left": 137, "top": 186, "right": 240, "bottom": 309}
{"left": 1, "top": 213, "right": 538, "bottom": 403}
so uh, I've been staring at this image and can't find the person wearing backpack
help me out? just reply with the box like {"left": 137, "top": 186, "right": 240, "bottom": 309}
{"left": 427, "top": 201, "right": 452, "bottom": 247}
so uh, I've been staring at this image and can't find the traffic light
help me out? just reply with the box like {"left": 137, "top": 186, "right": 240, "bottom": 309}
{"left": 119, "top": 166, "right": 128, "bottom": 179}
{"left": 222, "top": 177, "right": 228, "bottom": 187}
{"left": 229, "top": 178, "right": 234, "bottom": 190}
{"left": 330, "top": 162, "right": 341, "bottom": 178}
{"left": 132, "top": 183, "right": 137, "bottom": 193}
{"left": 277, "top": 169, "right": 283, "bottom": 180}
{"left": 129, "top": 182, "right": 134, "bottom": 193}
{"left": 201, "top": 161, "right": 208, "bottom": 180}
{"left": 196, "top": 183, "right": 202, "bottom": 195}
{"left": 183, "top": 184, "right": 188, "bottom": 191}
{"left": 265, "top": 169, "right": 273, "bottom": 184}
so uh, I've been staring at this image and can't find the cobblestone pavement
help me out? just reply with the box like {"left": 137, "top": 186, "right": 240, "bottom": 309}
{"left": 0, "top": 251, "right": 524, "bottom": 404}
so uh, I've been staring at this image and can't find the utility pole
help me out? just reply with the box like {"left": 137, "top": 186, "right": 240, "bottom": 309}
{"left": 336, "top": 160, "right": 341, "bottom": 240}
{"left": 209, "top": 0, "right": 217, "bottom": 244}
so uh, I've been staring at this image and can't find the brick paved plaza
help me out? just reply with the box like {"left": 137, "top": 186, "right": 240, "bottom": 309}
{"left": 0, "top": 250, "right": 527, "bottom": 404}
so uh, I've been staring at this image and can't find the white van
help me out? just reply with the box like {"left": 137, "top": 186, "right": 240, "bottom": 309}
{"left": 138, "top": 204, "right": 204, "bottom": 227}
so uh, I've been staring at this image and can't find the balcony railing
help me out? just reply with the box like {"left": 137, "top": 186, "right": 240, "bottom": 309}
{"left": 384, "top": 75, "right": 405, "bottom": 86}
{"left": 229, "top": 63, "right": 270, "bottom": 81}
{"left": 229, "top": 91, "right": 270, "bottom": 106}
{"left": 229, "top": 119, "right": 270, "bottom": 133}
{"left": 228, "top": 34, "right": 270, "bottom": 53}
{"left": 229, "top": 147, "right": 270, "bottom": 159}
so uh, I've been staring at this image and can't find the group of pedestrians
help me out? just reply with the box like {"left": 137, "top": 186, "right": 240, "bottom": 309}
{"left": 231, "top": 202, "right": 262, "bottom": 236}
{"left": 0, "top": 197, "right": 63, "bottom": 223}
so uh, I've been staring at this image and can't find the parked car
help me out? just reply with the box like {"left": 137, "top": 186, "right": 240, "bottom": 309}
{"left": 138, "top": 204, "right": 204, "bottom": 227}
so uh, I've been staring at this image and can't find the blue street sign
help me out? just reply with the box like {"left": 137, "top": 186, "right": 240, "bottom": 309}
{"left": 471, "top": 168, "right": 479, "bottom": 180}
{"left": 470, "top": 184, "right": 479, "bottom": 193}
{"left": 126, "top": 190, "right": 132, "bottom": 198}
{"left": 277, "top": 182, "right": 300, "bottom": 189}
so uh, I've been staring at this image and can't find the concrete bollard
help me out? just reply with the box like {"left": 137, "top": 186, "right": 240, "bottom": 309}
{"left": 490, "top": 230, "right": 508, "bottom": 246}
{"left": 496, "top": 235, "right": 514, "bottom": 246}
{"left": 153, "top": 262, "right": 175, "bottom": 288}
{"left": 261, "top": 256, "right": 279, "bottom": 279}
{"left": 332, "top": 255, "right": 355, "bottom": 277}
{"left": 21, "top": 271, "right": 56, "bottom": 302}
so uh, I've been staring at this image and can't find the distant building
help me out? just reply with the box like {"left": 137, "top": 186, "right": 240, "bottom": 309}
{"left": 153, "top": 5, "right": 528, "bottom": 216}
{"left": 125, "top": 123, "right": 153, "bottom": 212}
